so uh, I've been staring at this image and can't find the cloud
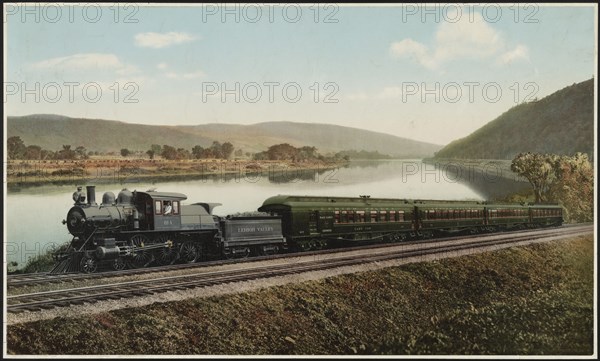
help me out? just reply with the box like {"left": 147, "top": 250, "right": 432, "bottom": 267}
{"left": 390, "top": 9, "right": 527, "bottom": 70}
{"left": 499, "top": 45, "right": 529, "bottom": 65}
{"left": 134, "top": 32, "right": 197, "bottom": 48}
{"left": 30, "top": 53, "right": 140, "bottom": 77}
{"left": 31, "top": 53, "right": 124, "bottom": 70}
{"left": 157, "top": 62, "right": 168, "bottom": 70}
{"left": 389, "top": 39, "right": 437, "bottom": 69}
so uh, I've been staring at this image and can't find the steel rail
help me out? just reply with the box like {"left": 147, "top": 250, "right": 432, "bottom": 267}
{"left": 7, "top": 225, "right": 591, "bottom": 313}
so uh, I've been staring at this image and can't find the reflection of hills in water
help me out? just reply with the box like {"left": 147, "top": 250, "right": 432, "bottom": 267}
{"left": 426, "top": 161, "right": 530, "bottom": 201}
{"left": 7, "top": 160, "right": 530, "bottom": 200}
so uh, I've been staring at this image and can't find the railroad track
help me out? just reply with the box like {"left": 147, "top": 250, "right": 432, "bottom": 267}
{"left": 7, "top": 223, "right": 591, "bottom": 288}
{"left": 6, "top": 224, "right": 592, "bottom": 313}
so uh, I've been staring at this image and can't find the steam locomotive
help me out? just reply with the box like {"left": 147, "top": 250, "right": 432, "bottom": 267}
{"left": 52, "top": 185, "right": 564, "bottom": 273}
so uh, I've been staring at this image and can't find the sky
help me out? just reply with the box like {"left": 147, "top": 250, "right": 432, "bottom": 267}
{"left": 4, "top": 3, "right": 597, "bottom": 145}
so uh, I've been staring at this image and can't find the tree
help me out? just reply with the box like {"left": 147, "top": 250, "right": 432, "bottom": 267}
{"left": 267, "top": 143, "right": 298, "bottom": 160}
{"left": 512, "top": 152, "right": 594, "bottom": 222}
{"left": 210, "top": 141, "right": 223, "bottom": 159}
{"left": 146, "top": 150, "right": 155, "bottom": 159}
{"left": 192, "top": 145, "right": 205, "bottom": 159}
{"left": 151, "top": 144, "right": 162, "bottom": 156}
{"left": 57, "top": 145, "right": 76, "bottom": 160}
{"left": 548, "top": 153, "right": 594, "bottom": 222}
{"left": 511, "top": 152, "right": 557, "bottom": 202}
{"left": 7, "top": 136, "right": 26, "bottom": 159}
{"left": 24, "top": 145, "right": 42, "bottom": 160}
{"left": 221, "top": 142, "right": 234, "bottom": 159}
{"left": 234, "top": 149, "right": 244, "bottom": 157}
{"left": 75, "top": 146, "right": 88, "bottom": 159}
{"left": 161, "top": 145, "right": 178, "bottom": 160}
{"left": 120, "top": 148, "right": 131, "bottom": 157}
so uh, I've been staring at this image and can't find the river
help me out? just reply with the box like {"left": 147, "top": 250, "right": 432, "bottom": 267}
{"left": 5, "top": 160, "right": 527, "bottom": 270}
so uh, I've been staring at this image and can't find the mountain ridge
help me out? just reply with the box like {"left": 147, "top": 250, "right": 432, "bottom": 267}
{"left": 7, "top": 115, "right": 443, "bottom": 158}
{"left": 434, "top": 78, "right": 594, "bottom": 159}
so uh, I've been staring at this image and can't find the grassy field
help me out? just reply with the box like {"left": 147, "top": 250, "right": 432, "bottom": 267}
{"left": 7, "top": 235, "right": 594, "bottom": 355}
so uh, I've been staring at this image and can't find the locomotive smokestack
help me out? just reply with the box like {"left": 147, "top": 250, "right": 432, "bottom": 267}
{"left": 86, "top": 185, "right": 97, "bottom": 206}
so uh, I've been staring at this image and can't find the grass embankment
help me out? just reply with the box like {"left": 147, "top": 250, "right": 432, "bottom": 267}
{"left": 6, "top": 158, "right": 346, "bottom": 185}
{"left": 7, "top": 235, "right": 594, "bottom": 355}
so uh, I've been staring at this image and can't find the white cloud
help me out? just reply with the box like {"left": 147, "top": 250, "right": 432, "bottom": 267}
{"left": 31, "top": 53, "right": 124, "bottom": 70}
{"left": 157, "top": 62, "right": 168, "bottom": 70}
{"left": 390, "top": 39, "right": 438, "bottom": 70}
{"left": 390, "top": 9, "right": 527, "bottom": 70}
{"left": 30, "top": 53, "right": 140, "bottom": 77}
{"left": 499, "top": 45, "right": 529, "bottom": 65}
{"left": 134, "top": 32, "right": 197, "bottom": 48}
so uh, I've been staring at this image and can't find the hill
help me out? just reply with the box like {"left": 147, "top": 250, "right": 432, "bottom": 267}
{"left": 7, "top": 115, "right": 442, "bottom": 158}
{"left": 434, "top": 78, "right": 594, "bottom": 159}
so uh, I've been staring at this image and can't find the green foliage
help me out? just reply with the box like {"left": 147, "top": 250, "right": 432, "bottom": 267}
{"left": 436, "top": 79, "right": 594, "bottom": 159}
{"left": 7, "top": 136, "right": 26, "bottom": 159}
{"left": 511, "top": 152, "right": 556, "bottom": 202}
{"left": 253, "top": 144, "right": 332, "bottom": 162}
{"left": 511, "top": 152, "right": 594, "bottom": 222}
{"left": 120, "top": 148, "right": 131, "bottom": 157}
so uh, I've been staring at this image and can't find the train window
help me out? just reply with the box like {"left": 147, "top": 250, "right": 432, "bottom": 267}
{"left": 398, "top": 210, "right": 405, "bottom": 222}
{"left": 370, "top": 210, "right": 378, "bottom": 222}
{"left": 424, "top": 210, "right": 431, "bottom": 220}
{"left": 155, "top": 200, "right": 162, "bottom": 215}
{"left": 379, "top": 210, "right": 387, "bottom": 222}
{"left": 357, "top": 211, "right": 365, "bottom": 223}
{"left": 346, "top": 211, "right": 352, "bottom": 223}
{"left": 389, "top": 210, "right": 396, "bottom": 222}
{"left": 334, "top": 211, "right": 340, "bottom": 223}
{"left": 341, "top": 211, "right": 348, "bottom": 223}
{"left": 173, "top": 201, "right": 179, "bottom": 215}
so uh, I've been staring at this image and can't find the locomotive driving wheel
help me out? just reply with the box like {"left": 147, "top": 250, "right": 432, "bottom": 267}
{"left": 112, "top": 257, "right": 126, "bottom": 271}
{"left": 129, "top": 234, "right": 154, "bottom": 268}
{"left": 80, "top": 255, "right": 98, "bottom": 273}
{"left": 179, "top": 241, "right": 199, "bottom": 263}
{"left": 154, "top": 234, "right": 178, "bottom": 266}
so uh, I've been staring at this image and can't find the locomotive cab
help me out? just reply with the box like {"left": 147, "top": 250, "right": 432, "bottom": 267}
{"left": 134, "top": 191, "right": 187, "bottom": 231}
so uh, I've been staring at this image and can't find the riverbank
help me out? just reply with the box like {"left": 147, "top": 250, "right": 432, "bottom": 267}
{"left": 6, "top": 158, "right": 348, "bottom": 187}
{"left": 7, "top": 234, "right": 593, "bottom": 355}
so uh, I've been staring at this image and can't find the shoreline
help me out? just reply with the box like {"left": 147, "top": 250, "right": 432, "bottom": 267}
{"left": 6, "top": 158, "right": 349, "bottom": 188}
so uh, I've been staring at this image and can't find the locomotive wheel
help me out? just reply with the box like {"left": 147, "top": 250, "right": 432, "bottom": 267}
{"left": 80, "top": 255, "right": 98, "bottom": 273}
{"left": 112, "top": 257, "right": 126, "bottom": 271}
{"left": 154, "top": 234, "right": 178, "bottom": 266}
{"left": 179, "top": 241, "right": 199, "bottom": 263}
{"left": 129, "top": 234, "right": 154, "bottom": 268}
